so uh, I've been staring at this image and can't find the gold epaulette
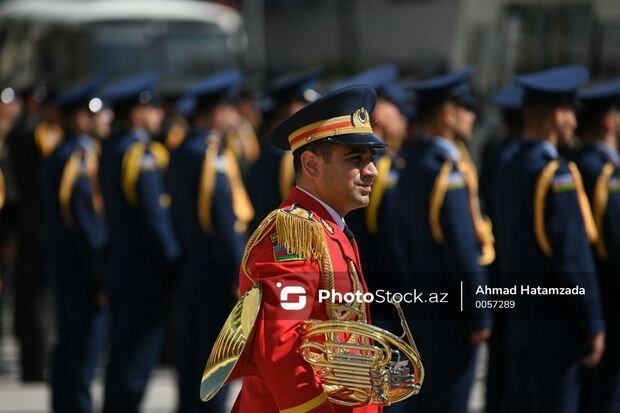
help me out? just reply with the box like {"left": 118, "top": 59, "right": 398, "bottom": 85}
{"left": 240, "top": 205, "right": 327, "bottom": 284}
{"left": 0, "top": 167, "right": 5, "bottom": 211}
{"left": 592, "top": 162, "right": 615, "bottom": 260}
{"left": 121, "top": 142, "right": 146, "bottom": 206}
{"left": 34, "top": 122, "right": 64, "bottom": 157}
{"left": 534, "top": 161, "right": 598, "bottom": 256}
{"left": 150, "top": 141, "right": 170, "bottom": 169}
{"left": 223, "top": 148, "right": 254, "bottom": 234}
{"left": 365, "top": 154, "right": 391, "bottom": 235}
{"left": 278, "top": 151, "right": 295, "bottom": 201}
{"left": 429, "top": 161, "right": 453, "bottom": 242}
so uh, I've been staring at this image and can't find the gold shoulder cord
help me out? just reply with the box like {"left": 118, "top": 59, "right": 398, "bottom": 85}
{"left": 150, "top": 141, "right": 170, "bottom": 169}
{"left": 592, "top": 162, "right": 615, "bottom": 260}
{"left": 429, "top": 161, "right": 452, "bottom": 242}
{"left": 59, "top": 151, "right": 82, "bottom": 226}
{"left": 223, "top": 148, "right": 255, "bottom": 234}
{"left": 278, "top": 151, "right": 295, "bottom": 201}
{"left": 197, "top": 140, "right": 219, "bottom": 234}
{"left": 533, "top": 160, "right": 560, "bottom": 256}
{"left": 458, "top": 159, "right": 495, "bottom": 266}
{"left": 121, "top": 142, "right": 146, "bottom": 206}
{"left": 365, "top": 154, "right": 391, "bottom": 235}
{"left": 568, "top": 162, "right": 598, "bottom": 244}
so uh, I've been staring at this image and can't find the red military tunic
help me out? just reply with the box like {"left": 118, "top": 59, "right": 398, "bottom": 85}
{"left": 231, "top": 187, "right": 380, "bottom": 413}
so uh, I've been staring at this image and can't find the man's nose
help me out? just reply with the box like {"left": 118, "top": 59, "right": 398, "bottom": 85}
{"left": 363, "top": 161, "right": 379, "bottom": 178}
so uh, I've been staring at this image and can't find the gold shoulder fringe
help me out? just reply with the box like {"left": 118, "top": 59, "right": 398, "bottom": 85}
{"left": 592, "top": 162, "right": 615, "bottom": 260}
{"left": 240, "top": 208, "right": 326, "bottom": 284}
{"left": 568, "top": 162, "right": 598, "bottom": 244}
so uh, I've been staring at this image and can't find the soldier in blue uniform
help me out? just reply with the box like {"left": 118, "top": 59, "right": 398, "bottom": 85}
{"left": 245, "top": 67, "right": 323, "bottom": 234}
{"left": 333, "top": 65, "right": 410, "bottom": 330}
{"left": 395, "top": 68, "right": 492, "bottom": 413}
{"left": 480, "top": 82, "right": 523, "bottom": 413}
{"left": 494, "top": 65, "right": 605, "bottom": 413}
{"left": 573, "top": 79, "right": 620, "bottom": 413}
{"left": 41, "top": 79, "right": 109, "bottom": 413}
{"left": 168, "top": 69, "right": 252, "bottom": 413}
{"left": 98, "top": 73, "right": 181, "bottom": 413}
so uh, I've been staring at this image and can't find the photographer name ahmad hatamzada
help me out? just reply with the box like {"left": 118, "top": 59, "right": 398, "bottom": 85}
{"left": 476, "top": 284, "right": 586, "bottom": 296}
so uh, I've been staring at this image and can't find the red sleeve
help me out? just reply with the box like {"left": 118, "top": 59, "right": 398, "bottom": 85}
{"left": 246, "top": 238, "right": 335, "bottom": 413}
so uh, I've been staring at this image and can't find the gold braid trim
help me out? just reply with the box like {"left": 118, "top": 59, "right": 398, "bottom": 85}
{"left": 59, "top": 151, "right": 82, "bottom": 225}
{"left": 121, "top": 142, "right": 146, "bottom": 207}
{"left": 458, "top": 159, "right": 495, "bottom": 266}
{"left": 0, "top": 167, "right": 5, "bottom": 210}
{"left": 223, "top": 148, "right": 255, "bottom": 234}
{"left": 568, "top": 162, "right": 598, "bottom": 244}
{"left": 197, "top": 139, "right": 219, "bottom": 234}
{"left": 592, "top": 162, "right": 615, "bottom": 260}
{"left": 534, "top": 160, "right": 560, "bottom": 256}
{"left": 365, "top": 154, "right": 391, "bottom": 235}
{"left": 150, "top": 141, "right": 170, "bottom": 169}
{"left": 278, "top": 151, "right": 295, "bottom": 201}
{"left": 429, "top": 161, "right": 452, "bottom": 242}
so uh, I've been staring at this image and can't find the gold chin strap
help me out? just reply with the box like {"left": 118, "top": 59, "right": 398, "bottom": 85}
{"left": 592, "top": 162, "right": 615, "bottom": 260}
{"left": 457, "top": 141, "right": 495, "bottom": 266}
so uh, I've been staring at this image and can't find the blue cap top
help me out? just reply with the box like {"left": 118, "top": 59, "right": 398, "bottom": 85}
{"left": 331, "top": 64, "right": 399, "bottom": 92}
{"left": 412, "top": 67, "right": 475, "bottom": 110}
{"left": 578, "top": 77, "right": 620, "bottom": 110}
{"left": 493, "top": 83, "right": 524, "bottom": 110}
{"left": 269, "top": 85, "right": 386, "bottom": 152}
{"left": 101, "top": 72, "right": 160, "bottom": 111}
{"left": 516, "top": 65, "right": 589, "bottom": 104}
{"left": 259, "top": 66, "right": 324, "bottom": 113}
{"left": 185, "top": 68, "right": 242, "bottom": 109}
{"left": 54, "top": 78, "right": 104, "bottom": 112}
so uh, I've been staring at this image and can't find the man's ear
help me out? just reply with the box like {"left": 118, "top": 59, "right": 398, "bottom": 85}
{"left": 441, "top": 102, "right": 455, "bottom": 127}
{"left": 300, "top": 150, "right": 320, "bottom": 180}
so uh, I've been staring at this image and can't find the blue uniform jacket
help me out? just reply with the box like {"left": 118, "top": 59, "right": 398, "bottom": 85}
{"left": 495, "top": 139, "right": 604, "bottom": 352}
{"left": 167, "top": 129, "right": 244, "bottom": 298}
{"left": 395, "top": 135, "right": 491, "bottom": 331}
{"left": 42, "top": 134, "right": 107, "bottom": 291}
{"left": 99, "top": 129, "right": 180, "bottom": 295}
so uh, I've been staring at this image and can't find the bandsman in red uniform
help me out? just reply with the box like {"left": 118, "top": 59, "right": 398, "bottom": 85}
{"left": 226, "top": 85, "right": 388, "bottom": 412}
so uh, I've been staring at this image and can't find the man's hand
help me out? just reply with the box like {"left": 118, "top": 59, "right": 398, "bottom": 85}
{"left": 469, "top": 327, "right": 492, "bottom": 344}
{"left": 582, "top": 331, "right": 605, "bottom": 368}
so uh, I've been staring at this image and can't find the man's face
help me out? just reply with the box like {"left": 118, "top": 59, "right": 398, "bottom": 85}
{"left": 134, "top": 105, "right": 164, "bottom": 135}
{"left": 451, "top": 104, "right": 476, "bottom": 141}
{"left": 373, "top": 99, "right": 407, "bottom": 147}
{"left": 555, "top": 106, "right": 577, "bottom": 147}
{"left": 314, "top": 144, "right": 378, "bottom": 216}
{"left": 93, "top": 108, "right": 114, "bottom": 140}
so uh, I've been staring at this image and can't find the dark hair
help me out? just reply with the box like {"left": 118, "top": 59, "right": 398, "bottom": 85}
{"left": 292, "top": 140, "right": 335, "bottom": 179}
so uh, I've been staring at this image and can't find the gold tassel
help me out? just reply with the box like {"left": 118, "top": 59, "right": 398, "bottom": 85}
{"left": 592, "top": 162, "right": 615, "bottom": 260}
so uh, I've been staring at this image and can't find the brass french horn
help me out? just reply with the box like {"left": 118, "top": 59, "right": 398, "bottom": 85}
{"left": 300, "top": 302, "right": 424, "bottom": 406}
